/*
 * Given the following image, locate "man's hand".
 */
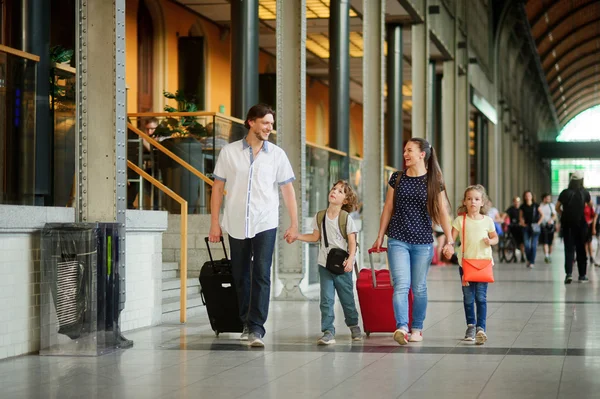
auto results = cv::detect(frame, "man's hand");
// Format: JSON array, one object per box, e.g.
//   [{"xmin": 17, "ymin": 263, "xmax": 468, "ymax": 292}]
[
  {"xmin": 343, "ymin": 255, "xmax": 355, "ymax": 272},
  {"xmin": 283, "ymin": 226, "xmax": 298, "ymax": 244},
  {"xmin": 208, "ymin": 224, "xmax": 222, "ymax": 243}
]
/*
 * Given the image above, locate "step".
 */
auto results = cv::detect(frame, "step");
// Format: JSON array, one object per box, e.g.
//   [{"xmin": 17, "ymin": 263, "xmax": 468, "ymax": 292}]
[
  {"xmin": 161, "ymin": 302, "xmax": 207, "ymax": 324},
  {"xmin": 162, "ymin": 293, "xmax": 204, "ymax": 314},
  {"xmin": 162, "ymin": 285, "xmax": 201, "ymax": 299},
  {"xmin": 162, "ymin": 270, "xmax": 177, "ymax": 279},
  {"xmin": 162, "ymin": 277, "xmax": 200, "ymax": 291},
  {"xmin": 163, "ymin": 262, "xmax": 179, "ymax": 271}
]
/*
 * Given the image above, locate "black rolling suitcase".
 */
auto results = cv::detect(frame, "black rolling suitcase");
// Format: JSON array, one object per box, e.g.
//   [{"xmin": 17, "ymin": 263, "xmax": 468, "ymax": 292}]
[{"xmin": 199, "ymin": 237, "xmax": 244, "ymax": 336}]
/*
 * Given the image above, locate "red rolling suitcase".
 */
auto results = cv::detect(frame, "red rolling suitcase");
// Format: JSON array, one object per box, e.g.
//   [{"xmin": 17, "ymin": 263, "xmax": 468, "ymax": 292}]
[{"xmin": 356, "ymin": 247, "xmax": 413, "ymax": 337}]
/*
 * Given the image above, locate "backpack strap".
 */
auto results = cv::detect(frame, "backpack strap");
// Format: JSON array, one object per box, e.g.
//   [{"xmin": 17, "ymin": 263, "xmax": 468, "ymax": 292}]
[
  {"xmin": 338, "ymin": 210, "xmax": 348, "ymax": 241},
  {"xmin": 392, "ymin": 170, "xmax": 403, "ymax": 215},
  {"xmin": 316, "ymin": 209, "xmax": 326, "ymax": 238}
]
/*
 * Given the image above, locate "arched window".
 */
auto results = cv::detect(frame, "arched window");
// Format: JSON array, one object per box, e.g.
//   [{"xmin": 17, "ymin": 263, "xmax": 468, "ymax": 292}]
[{"xmin": 137, "ymin": 0, "xmax": 154, "ymax": 112}]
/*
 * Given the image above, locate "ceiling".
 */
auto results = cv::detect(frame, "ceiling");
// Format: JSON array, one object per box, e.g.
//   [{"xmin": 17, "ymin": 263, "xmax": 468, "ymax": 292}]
[
  {"xmin": 174, "ymin": 0, "xmax": 445, "ymax": 127},
  {"xmin": 525, "ymin": 0, "xmax": 600, "ymax": 128}
]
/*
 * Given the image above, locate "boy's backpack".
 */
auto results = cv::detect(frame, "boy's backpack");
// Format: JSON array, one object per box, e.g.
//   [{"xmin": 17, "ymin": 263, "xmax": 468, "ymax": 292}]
[{"xmin": 316, "ymin": 209, "xmax": 350, "ymax": 241}]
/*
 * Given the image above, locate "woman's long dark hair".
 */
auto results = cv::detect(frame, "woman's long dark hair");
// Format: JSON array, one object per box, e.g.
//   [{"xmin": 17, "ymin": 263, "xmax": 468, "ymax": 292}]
[{"xmin": 408, "ymin": 138, "xmax": 449, "ymax": 225}]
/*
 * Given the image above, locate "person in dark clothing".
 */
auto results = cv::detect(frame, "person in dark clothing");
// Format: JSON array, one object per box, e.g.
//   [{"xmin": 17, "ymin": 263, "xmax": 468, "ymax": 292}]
[
  {"xmin": 505, "ymin": 196, "xmax": 525, "ymax": 262},
  {"xmin": 556, "ymin": 171, "xmax": 592, "ymax": 284},
  {"xmin": 519, "ymin": 191, "xmax": 543, "ymax": 268}
]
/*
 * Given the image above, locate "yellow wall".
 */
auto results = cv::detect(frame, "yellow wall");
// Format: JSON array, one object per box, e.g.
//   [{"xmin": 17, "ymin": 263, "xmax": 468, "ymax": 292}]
[{"xmin": 125, "ymin": 0, "xmax": 363, "ymax": 156}]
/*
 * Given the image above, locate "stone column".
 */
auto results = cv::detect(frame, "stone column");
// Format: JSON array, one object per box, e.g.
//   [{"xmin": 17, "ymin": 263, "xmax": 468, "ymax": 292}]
[
  {"xmin": 363, "ymin": 0, "xmax": 385, "ymax": 266},
  {"xmin": 76, "ymin": 0, "xmax": 128, "ymax": 336},
  {"xmin": 411, "ymin": 8, "xmax": 430, "ymax": 139},
  {"xmin": 275, "ymin": 0, "xmax": 307, "ymax": 300},
  {"xmin": 386, "ymin": 24, "xmax": 403, "ymax": 170},
  {"xmin": 441, "ymin": 59, "xmax": 456, "ymax": 209},
  {"xmin": 454, "ymin": 34, "xmax": 469, "ymax": 208}
]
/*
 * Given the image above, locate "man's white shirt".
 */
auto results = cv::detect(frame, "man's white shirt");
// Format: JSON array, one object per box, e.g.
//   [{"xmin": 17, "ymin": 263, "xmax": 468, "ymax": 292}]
[{"xmin": 213, "ymin": 138, "xmax": 295, "ymax": 240}]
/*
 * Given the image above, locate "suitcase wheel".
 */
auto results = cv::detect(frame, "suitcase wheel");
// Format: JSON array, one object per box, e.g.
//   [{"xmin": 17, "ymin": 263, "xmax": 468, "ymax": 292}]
[
  {"xmin": 215, "ymin": 331, "xmax": 220, "ymax": 337},
  {"xmin": 365, "ymin": 331, "xmax": 370, "ymax": 337}
]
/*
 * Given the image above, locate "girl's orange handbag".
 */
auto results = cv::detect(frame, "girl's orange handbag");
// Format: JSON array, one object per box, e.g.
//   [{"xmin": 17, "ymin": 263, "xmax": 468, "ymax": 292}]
[{"xmin": 461, "ymin": 214, "xmax": 495, "ymax": 284}]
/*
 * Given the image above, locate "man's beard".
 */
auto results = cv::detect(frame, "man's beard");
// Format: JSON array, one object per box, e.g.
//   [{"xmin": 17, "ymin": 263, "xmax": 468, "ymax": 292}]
[{"xmin": 253, "ymin": 130, "xmax": 268, "ymax": 141}]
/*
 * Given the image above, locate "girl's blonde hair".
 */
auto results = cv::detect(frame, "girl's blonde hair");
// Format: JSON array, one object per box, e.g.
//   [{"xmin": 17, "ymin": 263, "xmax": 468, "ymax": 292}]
[
  {"xmin": 331, "ymin": 180, "xmax": 358, "ymax": 213},
  {"xmin": 456, "ymin": 185, "xmax": 490, "ymax": 216}
]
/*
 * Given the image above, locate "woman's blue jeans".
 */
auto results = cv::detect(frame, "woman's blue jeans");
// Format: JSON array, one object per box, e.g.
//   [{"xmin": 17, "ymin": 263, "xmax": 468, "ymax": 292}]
[
  {"xmin": 523, "ymin": 227, "xmax": 540, "ymax": 264},
  {"xmin": 387, "ymin": 238, "xmax": 433, "ymax": 330}
]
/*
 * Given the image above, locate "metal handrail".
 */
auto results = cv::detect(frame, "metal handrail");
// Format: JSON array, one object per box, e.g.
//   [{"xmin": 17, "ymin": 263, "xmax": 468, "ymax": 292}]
[
  {"xmin": 128, "ymin": 111, "xmax": 247, "ymax": 127},
  {"xmin": 127, "ymin": 122, "xmax": 215, "ymax": 188},
  {"xmin": 127, "ymin": 160, "xmax": 189, "ymax": 324}
]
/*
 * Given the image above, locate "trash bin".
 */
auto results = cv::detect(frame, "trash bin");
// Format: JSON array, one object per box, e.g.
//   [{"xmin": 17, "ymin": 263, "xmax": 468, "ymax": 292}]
[{"xmin": 40, "ymin": 223, "xmax": 129, "ymax": 356}]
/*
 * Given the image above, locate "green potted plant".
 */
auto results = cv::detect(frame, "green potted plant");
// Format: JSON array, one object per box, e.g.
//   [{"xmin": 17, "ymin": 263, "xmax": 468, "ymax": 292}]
[{"xmin": 157, "ymin": 90, "xmax": 208, "ymax": 214}]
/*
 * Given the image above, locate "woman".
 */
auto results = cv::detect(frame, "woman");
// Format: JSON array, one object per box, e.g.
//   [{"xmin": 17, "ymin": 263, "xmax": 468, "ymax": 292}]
[
  {"xmin": 539, "ymin": 193, "xmax": 557, "ymax": 263},
  {"xmin": 519, "ymin": 191, "xmax": 543, "ymax": 268},
  {"xmin": 556, "ymin": 171, "xmax": 591, "ymax": 283},
  {"xmin": 372, "ymin": 138, "xmax": 453, "ymax": 345}
]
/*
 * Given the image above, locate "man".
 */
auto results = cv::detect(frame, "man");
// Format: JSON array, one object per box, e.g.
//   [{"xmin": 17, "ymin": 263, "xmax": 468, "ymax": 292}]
[
  {"xmin": 556, "ymin": 171, "xmax": 592, "ymax": 284},
  {"xmin": 208, "ymin": 104, "xmax": 298, "ymax": 347},
  {"xmin": 505, "ymin": 196, "xmax": 525, "ymax": 262}
]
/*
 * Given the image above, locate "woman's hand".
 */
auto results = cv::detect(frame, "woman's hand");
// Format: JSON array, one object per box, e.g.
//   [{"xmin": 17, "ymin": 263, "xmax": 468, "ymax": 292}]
[
  {"xmin": 443, "ymin": 244, "xmax": 455, "ymax": 258},
  {"xmin": 371, "ymin": 236, "xmax": 384, "ymax": 251}
]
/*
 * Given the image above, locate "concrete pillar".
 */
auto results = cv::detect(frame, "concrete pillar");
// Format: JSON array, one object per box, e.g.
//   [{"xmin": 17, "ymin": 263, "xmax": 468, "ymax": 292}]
[
  {"xmin": 455, "ymin": 35, "xmax": 469, "ymax": 207},
  {"xmin": 511, "ymin": 127, "xmax": 519, "ymax": 199},
  {"xmin": 231, "ymin": 0, "xmax": 259, "ymax": 119},
  {"xmin": 76, "ymin": 0, "xmax": 128, "ymax": 330},
  {"xmin": 411, "ymin": 10, "xmax": 430, "ymax": 139},
  {"xmin": 363, "ymin": 0, "xmax": 385, "ymax": 266},
  {"xmin": 441, "ymin": 60, "xmax": 456, "ymax": 209},
  {"xmin": 275, "ymin": 0, "xmax": 307, "ymax": 300},
  {"xmin": 329, "ymin": 0, "xmax": 350, "ymax": 179},
  {"xmin": 386, "ymin": 24, "xmax": 403, "ymax": 170},
  {"xmin": 488, "ymin": 117, "xmax": 499, "ymax": 205}
]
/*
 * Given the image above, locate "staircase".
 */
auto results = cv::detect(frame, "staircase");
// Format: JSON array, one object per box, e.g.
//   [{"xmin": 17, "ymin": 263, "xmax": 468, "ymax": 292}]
[
  {"xmin": 161, "ymin": 214, "xmax": 227, "ymax": 323},
  {"xmin": 161, "ymin": 261, "xmax": 205, "ymax": 323}
]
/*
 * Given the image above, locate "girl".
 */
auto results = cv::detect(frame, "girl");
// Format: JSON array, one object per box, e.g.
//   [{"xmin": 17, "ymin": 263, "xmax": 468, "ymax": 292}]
[
  {"xmin": 444, "ymin": 185, "xmax": 498, "ymax": 345},
  {"xmin": 291, "ymin": 180, "xmax": 362, "ymax": 345},
  {"xmin": 519, "ymin": 191, "xmax": 543, "ymax": 268},
  {"xmin": 372, "ymin": 138, "xmax": 453, "ymax": 345}
]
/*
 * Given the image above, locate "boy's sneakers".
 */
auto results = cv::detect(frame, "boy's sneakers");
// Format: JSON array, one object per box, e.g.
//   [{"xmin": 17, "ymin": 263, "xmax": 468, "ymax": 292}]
[
  {"xmin": 409, "ymin": 329, "xmax": 423, "ymax": 342},
  {"xmin": 240, "ymin": 325, "xmax": 249, "ymax": 341},
  {"xmin": 579, "ymin": 275, "xmax": 589, "ymax": 283},
  {"xmin": 464, "ymin": 324, "xmax": 476, "ymax": 341},
  {"xmin": 349, "ymin": 326, "xmax": 363, "ymax": 341},
  {"xmin": 393, "ymin": 328, "xmax": 409, "ymax": 345},
  {"xmin": 564, "ymin": 275, "xmax": 573, "ymax": 284},
  {"xmin": 248, "ymin": 332, "xmax": 265, "ymax": 347},
  {"xmin": 475, "ymin": 327, "xmax": 487, "ymax": 345},
  {"xmin": 317, "ymin": 331, "xmax": 336, "ymax": 345}
]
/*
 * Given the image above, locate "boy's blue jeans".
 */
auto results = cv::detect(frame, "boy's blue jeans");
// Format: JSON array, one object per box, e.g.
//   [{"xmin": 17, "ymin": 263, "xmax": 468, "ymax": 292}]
[
  {"xmin": 319, "ymin": 266, "xmax": 359, "ymax": 335},
  {"xmin": 460, "ymin": 267, "xmax": 488, "ymax": 331},
  {"xmin": 387, "ymin": 238, "xmax": 434, "ymax": 330}
]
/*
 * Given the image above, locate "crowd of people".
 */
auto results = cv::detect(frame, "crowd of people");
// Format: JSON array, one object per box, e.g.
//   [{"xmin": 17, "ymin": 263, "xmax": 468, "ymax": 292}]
[{"xmin": 205, "ymin": 103, "xmax": 597, "ymax": 348}]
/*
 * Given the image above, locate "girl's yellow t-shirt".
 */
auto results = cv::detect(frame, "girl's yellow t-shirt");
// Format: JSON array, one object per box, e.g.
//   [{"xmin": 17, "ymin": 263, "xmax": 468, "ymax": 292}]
[{"xmin": 452, "ymin": 215, "xmax": 495, "ymax": 265}]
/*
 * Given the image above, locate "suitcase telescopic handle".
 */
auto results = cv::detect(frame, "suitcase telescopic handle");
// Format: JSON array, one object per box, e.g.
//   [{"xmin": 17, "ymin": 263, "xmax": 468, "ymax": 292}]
[
  {"xmin": 204, "ymin": 236, "xmax": 229, "ymax": 265},
  {"xmin": 367, "ymin": 247, "xmax": 387, "ymax": 288}
]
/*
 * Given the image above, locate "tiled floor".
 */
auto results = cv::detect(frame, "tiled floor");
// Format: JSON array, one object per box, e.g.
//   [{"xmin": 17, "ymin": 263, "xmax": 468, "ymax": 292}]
[{"xmin": 4, "ymin": 244, "xmax": 600, "ymax": 398}]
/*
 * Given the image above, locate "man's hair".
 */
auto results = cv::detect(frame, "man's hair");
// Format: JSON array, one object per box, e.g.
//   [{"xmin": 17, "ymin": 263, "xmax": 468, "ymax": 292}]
[
  {"xmin": 244, "ymin": 104, "xmax": 275, "ymax": 129},
  {"xmin": 144, "ymin": 116, "xmax": 159, "ymax": 126}
]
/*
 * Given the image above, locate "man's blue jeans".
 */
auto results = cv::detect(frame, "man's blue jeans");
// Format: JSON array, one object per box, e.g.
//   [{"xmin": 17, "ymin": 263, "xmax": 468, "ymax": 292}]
[
  {"xmin": 228, "ymin": 228, "xmax": 277, "ymax": 337},
  {"xmin": 387, "ymin": 238, "xmax": 433, "ymax": 330},
  {"xmin": 523, "ymin": 226, "xmax": 540, "ymax": 264},
  {"xmin": 318, "ymin": 266, "xmax": 359, "ymax": 335},
  {"xmin": 462, "ymin": 281, "xmax": 488, "ymax": 331}
]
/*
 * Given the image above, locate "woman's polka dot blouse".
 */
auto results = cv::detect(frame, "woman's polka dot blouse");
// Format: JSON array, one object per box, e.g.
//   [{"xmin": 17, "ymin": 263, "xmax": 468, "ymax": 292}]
[{"xmin": 387, "ymin": 171, "xmax": 433, "ymax": 244}]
